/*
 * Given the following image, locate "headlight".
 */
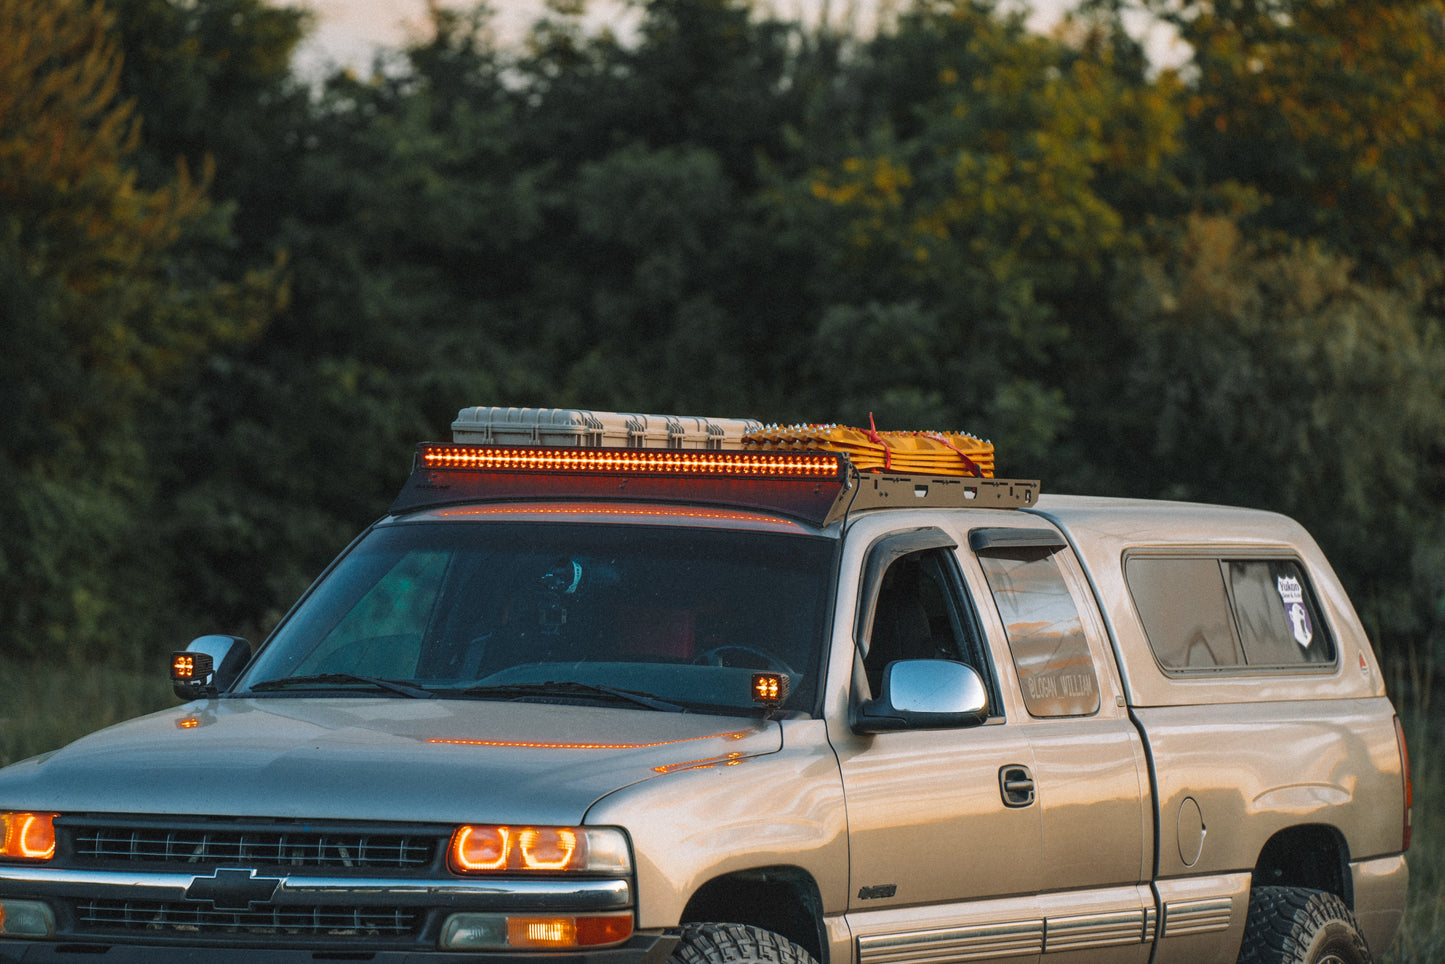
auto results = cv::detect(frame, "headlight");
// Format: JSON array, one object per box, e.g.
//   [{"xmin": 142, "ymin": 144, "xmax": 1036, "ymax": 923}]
[
  {"xmin": 0, "ymin": 813, "xmax": 56, "ymax": 862},
  {"xmin": 447, "ymin": 825, "xmax": 629, "ymax": 874}
]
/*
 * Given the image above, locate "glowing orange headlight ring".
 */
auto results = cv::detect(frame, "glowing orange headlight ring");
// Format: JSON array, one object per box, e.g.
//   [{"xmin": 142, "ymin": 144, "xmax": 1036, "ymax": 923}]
[
  {"xmin": 449, "ymin": 825, "xmax": 589, "ymax": 874},
  {"xmin": 0, "ymin": 812, "xmax": 57, "ymax": 861},
  {"xmin": 515, "ymin": 827, "xmax": 579, "ymax": 870}
]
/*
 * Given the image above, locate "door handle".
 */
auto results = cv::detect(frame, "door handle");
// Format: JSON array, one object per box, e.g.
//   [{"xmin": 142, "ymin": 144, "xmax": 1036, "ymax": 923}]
[{"xmin": 999, "ymin": 765, "xmax": 1035, "ymax": 808}]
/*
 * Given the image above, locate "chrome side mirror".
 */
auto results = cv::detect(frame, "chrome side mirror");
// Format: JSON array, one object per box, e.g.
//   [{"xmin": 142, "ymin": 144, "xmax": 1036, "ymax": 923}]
[{"xmin": 852, "ymin": 659, "xmax": 990, "ymax": 733}]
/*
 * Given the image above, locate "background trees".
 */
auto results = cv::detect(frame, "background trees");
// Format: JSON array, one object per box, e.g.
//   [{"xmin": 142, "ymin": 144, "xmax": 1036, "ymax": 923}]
[
  {"xmin": 1, "ymin": 0, "xmax": 1440, "ymax": 687},
  {"xmin": 0, "ymin": 0, "xmax": 281, "ymax": 660}
]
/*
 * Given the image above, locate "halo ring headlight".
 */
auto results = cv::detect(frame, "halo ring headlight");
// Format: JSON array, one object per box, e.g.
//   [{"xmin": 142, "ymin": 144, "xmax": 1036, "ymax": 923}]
[{"xmin": 447, "ymin": 825, "xmax": 629, "ymax": 875}]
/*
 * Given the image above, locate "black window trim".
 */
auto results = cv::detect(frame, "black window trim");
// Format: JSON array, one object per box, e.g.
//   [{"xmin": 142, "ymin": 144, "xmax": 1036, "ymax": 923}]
[
  {"xmin": 968, "ymin": 527, "xmax": 1068, "ymax": 553},
  {"xmin": 854, "ymin": 527, "xmax": 1005, "ymax": 720}
]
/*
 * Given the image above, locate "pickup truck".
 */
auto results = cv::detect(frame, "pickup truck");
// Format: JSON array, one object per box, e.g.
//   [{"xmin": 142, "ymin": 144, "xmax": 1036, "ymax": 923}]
[{"xmin": 0, "ymin": 408, "xmax": 1411, "ymax": 964}]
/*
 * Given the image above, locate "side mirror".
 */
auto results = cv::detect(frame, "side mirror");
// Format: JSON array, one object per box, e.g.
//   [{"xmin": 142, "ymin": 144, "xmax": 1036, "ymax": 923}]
[
  {"xmin": 170, "ymin": 635, "xmax": 251, "ymax": 700},
  {"xmin": 852, "ymin": 659, "xmax": 990, "ymax": 734}
]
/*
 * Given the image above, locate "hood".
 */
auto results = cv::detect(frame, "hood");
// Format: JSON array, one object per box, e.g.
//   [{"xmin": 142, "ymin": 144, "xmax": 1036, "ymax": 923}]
[{"xmin": 0, "ymin": 697, "xmax": 781, "ymax": 825}]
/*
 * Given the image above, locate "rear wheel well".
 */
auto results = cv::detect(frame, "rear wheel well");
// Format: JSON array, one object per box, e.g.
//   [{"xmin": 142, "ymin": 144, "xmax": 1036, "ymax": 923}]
[
  {"xmin": 1252, "ymin": 825, "xmax": 1351, "ymax": 905},
  {"xmin": 681, "ymin": 866, "xmax": 826, "ymax": 964}
]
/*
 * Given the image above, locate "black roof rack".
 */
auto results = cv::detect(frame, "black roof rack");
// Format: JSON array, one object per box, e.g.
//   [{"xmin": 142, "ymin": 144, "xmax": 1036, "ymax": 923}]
[{"xmin": 391, "ymin": 443, "xmax": 1038, "ymax": 527}]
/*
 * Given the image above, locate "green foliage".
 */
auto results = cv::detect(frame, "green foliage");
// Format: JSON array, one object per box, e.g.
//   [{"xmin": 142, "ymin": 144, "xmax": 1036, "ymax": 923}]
[
  {"xmin": 1135, "ymin": 0, "xmax": 1445, "ymax": 275},
  {"xmin": 0, "ymin": 0, "xmax": 280, "ymax": 660},
  {"xmin": 1111, "ymin": 214, "xmax": 1445, "ymax": 661},
  {"xmin": 1383, "ymin": 708, "xmax": 1445, "ymax": 962},
  {"xmin": 0, "ymin": 655, "xmax": 174, "ymax": 768},
  {"xmin": 2, "ymin": 4, "xmax": 1443, "ymax": 954},
  {"xmin": 1, "ymin": 0, "xmax": 1443, "ymax": 692}
]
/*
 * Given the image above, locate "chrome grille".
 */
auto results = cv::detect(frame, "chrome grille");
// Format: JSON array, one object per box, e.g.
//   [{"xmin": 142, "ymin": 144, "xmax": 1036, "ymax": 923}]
[
  {"xmin": 70, "ymin": 822, "xmax": 438, "ymax": 871},
  {"xmin": 76, "ymin": 899, "xmax": 421, "ymax": 939}
]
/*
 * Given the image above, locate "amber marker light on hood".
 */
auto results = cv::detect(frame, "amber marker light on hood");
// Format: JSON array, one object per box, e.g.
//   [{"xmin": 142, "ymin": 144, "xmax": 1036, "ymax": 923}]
[
  {"xmin": 0, "ymin": 812, "xmax": 57, "ymax": 861},
  {"xmin": 448, "ymin": 825, "xmax": 630, "ymax": 875}
]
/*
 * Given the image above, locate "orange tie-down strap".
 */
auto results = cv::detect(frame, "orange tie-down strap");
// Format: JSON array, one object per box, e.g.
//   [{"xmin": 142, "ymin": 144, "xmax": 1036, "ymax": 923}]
[{"xmin": 743, "ymin": 417, "xmax": 994, "ymax": 478}]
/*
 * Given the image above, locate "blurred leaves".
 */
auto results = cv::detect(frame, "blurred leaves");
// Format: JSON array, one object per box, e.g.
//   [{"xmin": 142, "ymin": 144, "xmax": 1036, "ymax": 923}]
[{"xmin": 1, "ymin": 0, "xmax": 1442, "ymax": 683}]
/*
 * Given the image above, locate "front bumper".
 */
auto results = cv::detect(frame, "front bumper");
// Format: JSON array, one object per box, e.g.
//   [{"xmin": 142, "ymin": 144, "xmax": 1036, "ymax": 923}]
[
  {"xmin": 0, "ymin": 932, "xmax": 679, "ymax": 964},
  {"xmin": 0, "ymin": 866, "xmax": 638, "ymax": 957}
]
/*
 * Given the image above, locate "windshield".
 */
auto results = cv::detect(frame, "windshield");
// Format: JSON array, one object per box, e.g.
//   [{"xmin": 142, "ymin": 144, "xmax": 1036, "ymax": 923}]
[{"xmin": 239, "ymin": 520, "xmax": 837, "ymax": 715}]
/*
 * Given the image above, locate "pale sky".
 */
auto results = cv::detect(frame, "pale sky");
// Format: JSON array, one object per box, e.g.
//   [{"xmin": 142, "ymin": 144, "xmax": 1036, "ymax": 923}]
[{"xmin": 288, "ymin": 0, "xmax": 1183, "ymax": 76}]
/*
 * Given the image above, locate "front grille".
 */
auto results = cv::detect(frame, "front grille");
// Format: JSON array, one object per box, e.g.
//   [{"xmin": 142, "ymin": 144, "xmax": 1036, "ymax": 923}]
[
  {"xmin": 76, "ymin": 899, "xmax": 422, "ymax": 940},
  {"xmin": 69, "ymin": 821, "xmax": 439, "ymax": 871}
]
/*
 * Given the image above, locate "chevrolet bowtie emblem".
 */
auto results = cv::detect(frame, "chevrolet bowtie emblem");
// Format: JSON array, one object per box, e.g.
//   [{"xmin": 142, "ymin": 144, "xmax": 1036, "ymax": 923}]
[{"xmin": 185, "ymin": 868, "xmax": 282, "ymax": 910}]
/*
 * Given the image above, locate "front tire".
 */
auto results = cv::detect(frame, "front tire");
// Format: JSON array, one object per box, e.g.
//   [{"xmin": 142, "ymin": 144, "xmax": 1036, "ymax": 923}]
[
  {"xmin": 671, "ymin": 923, "xmax": 819, "ymax": 964},
  {"xmin": 1238, "ymin": 886, "xmax": 1372, "ymax": 964}
]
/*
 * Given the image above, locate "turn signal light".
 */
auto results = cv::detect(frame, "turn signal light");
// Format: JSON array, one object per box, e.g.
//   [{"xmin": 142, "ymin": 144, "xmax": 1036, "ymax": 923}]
[
  {"xmin": 447, "ymin": 825, "xmax": 630, "ymax": 875},
  {"xmin": 0, "ymin": 812, "xmax": 56, "ymax": 862},
  {"xmin": 510, "ymin": 914, "xmax": 634, "ymax": 948},
  {"xmin": 440, "ymin": 911, "xmax": 634, "ymax": 950}
]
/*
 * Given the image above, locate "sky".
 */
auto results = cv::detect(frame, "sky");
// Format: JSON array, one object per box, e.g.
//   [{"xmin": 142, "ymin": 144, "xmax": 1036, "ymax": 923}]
[
  {"xmin": 289, "ymin": 0, "xmax": 580, "ymax": 73},
  {"xmin": 286, "ymin": 0, "xmax": 1184, "ymax": 77}
]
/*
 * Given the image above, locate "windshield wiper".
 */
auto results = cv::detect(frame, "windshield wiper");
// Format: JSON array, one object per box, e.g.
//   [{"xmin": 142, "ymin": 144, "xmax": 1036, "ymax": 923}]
[
  {"xmin": 249, "ymin": 673, "xmax": 435, "ymax": 699},
  {"xmin": 462, "ymin": 681, "xmax": 687, "ymax": 713}
]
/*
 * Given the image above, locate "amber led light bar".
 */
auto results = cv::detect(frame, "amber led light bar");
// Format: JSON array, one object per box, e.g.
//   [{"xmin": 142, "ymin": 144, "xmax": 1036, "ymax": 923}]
[{"xmin": 419, "ymin": 444, "xmax": 844, "ymax": 480}]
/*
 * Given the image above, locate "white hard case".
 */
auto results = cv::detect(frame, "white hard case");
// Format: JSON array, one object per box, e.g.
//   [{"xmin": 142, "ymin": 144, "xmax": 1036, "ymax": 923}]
[{"xmin": 451, "ymin": 407, "xmax": 761, "ymax": 450}]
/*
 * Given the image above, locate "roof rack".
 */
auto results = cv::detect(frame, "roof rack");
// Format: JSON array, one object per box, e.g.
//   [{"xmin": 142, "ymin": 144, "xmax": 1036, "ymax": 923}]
[{"xmin": 389, "ymin": 408, "xmax": 1039, "ymax": 526}]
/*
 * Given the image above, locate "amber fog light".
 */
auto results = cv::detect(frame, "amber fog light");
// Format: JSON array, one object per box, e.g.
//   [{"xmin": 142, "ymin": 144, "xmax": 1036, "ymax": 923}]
[
  {"xmin": 0, "ymin": 899, "xmax": 57, "ymax": 939},
  {"xmin": 440, "ymin": 912, "xmax": 634, "ymax": 950},
  {"xmin": 0, "ymin": 813, "xmax": 56, "ymax": 861}
]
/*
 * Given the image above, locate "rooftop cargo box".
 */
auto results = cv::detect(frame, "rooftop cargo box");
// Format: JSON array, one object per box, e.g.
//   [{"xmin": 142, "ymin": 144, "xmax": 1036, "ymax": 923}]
[{"xmin": 451, "ymin": 407, "xmax": 761, "ymax": 450}]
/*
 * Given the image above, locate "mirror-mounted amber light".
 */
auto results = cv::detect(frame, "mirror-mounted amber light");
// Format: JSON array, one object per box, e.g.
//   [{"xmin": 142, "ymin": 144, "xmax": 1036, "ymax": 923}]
[
  {"xmin": 170, "ymin": 651, "xmax": 214, "ymax": 699},
  {"xmin": 0, "ymin": 812, "xmax": 57, "ymax": 862},
  {"xmin": 752, "ymin": 672, "xmax": 790, "ymax": 707},
  {"xmin": 448, "ymin": 825, "xmax": 629, "ymax": 875}
]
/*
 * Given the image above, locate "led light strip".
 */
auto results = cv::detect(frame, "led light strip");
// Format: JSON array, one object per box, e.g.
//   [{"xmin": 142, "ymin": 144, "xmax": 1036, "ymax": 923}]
[{"xmin": 420, "ymin": 445, "xmax": 843, "ymax": 479}]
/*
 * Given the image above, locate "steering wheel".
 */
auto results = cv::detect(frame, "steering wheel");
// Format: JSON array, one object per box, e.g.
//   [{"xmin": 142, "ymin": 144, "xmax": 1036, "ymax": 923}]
[{"xmin": 691, "ymin": 645, "xmax": 795, "ymax": 676}]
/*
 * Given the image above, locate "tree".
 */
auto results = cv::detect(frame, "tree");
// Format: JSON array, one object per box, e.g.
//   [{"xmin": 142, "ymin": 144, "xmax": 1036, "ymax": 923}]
[
  {"xmin": 1112, "ymin": 214, "xmax": 1445, "ymax": 665},
  {"xmin": 0, "ymin": 0, "xmax": 277, "ymax": 660},
  {"xmin": 1119, "ymin": 0, "xmax": 1445, "ymax": 277},
  {"xmin": 778, "ymin": 0, "xmax": 1184, "ymax": 470}
]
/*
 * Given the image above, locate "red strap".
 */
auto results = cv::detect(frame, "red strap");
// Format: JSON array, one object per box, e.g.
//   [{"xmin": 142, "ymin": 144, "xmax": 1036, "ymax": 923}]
[
  {"xmin": 921, "ymin": 433, "xmax": 983, "ymax": 477},
  {"xmin": 866, "ymin": 413, "xmax": 892, "ymax": 471}
]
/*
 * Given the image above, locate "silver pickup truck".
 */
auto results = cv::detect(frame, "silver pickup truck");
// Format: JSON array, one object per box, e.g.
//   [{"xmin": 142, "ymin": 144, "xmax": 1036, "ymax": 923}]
[{"xmin": 0, "ymin": 408, "xmax": 1411, "ymax": 964}]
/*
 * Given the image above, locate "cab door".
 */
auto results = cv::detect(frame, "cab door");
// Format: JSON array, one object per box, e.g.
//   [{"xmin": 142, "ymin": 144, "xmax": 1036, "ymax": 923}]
[
  {"xmin": 964, "ymin": 525, "xmax": 1154, "ymax": 964},
  {"xmin": 832, "ymin": 527, "xmax": 1046, "ymax": 964}
]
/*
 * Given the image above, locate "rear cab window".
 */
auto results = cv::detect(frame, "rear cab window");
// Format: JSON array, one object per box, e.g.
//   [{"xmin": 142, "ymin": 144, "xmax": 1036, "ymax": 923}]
[
  {"xmin": 1125, "ymin": 554, "xmax": 1336, "ymax": 674},
  {"xmin": 970, "ymin": 528, "xmax": 1102, "ymax": 718}
]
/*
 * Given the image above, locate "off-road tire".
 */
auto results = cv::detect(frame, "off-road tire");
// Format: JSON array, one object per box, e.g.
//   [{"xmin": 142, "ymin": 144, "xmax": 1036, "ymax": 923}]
[
  {"xmin": 1237, "ymin": 886, "xmax": 1372, "ymax": 964},
  {"xmin": 671, "ymin": 922, "xmax": 819, "ymax": 964}
]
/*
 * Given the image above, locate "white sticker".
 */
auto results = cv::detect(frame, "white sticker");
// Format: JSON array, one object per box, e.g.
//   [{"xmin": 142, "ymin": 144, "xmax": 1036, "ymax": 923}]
[{"xmin": 1277, "ymin": 575, "xmax": 1313, "ymax": 648}]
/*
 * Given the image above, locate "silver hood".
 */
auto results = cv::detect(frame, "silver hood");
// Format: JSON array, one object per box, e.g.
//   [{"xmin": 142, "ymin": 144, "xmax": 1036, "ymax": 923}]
[{"xmin": 0, "ymin": 697, "xmax": 781, "ymax": 824}]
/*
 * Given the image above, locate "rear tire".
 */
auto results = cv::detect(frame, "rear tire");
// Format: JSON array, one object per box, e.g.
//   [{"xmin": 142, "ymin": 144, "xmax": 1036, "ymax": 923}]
[
  {"xmin": 1238, "ymin": 886, "xmax": 1372, "ymax": 964},
  {"xmin": 671, "ymin": 922, "xmax": 819, "ymax": 964}
]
